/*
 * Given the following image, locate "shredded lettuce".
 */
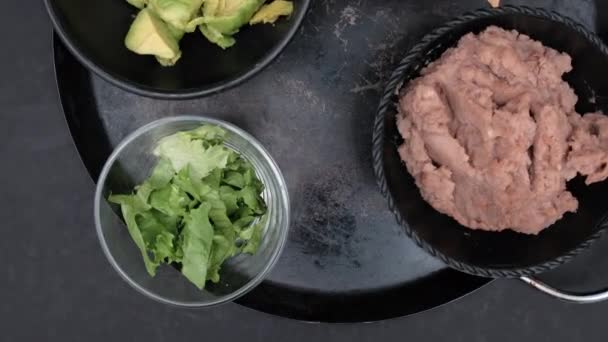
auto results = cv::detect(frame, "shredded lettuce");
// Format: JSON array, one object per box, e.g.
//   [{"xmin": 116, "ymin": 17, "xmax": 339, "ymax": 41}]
[
  {"xmin": 181, "ymin": 203, "xmax": 214, "ymax": 289},
  {"xmin": 109, "ymin": 125, "xmax": 267, "ymax": 289}
]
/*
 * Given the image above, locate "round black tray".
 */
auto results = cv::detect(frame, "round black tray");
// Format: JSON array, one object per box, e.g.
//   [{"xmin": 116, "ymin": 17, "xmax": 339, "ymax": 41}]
[{"xmin": 52, "ymin": 0, "xmax": 496, "ymax": 322}]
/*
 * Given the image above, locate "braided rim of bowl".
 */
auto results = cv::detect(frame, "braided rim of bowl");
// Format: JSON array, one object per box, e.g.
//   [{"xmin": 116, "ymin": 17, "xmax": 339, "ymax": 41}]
[{"xmin": 372, "ymin": 5, "xmax": 608, "ymax": 278}]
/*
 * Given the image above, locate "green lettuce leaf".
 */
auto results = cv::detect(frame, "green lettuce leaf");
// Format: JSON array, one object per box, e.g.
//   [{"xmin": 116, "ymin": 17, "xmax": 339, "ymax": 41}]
[
  {"xmin": 219, "ymin": 186, "xmax": 239, "ymax": 215},
  {"xmin": 136, "ymin": 210, "xmax": 180, "ymax": 263},
  {"xmin": 180, "ymin": 203, "xmax": 215, "ymax": 289},
  {"xmin": 149, "ymin": 183, "xmax": 189, "ymax": 217},
  {"xmin": 183, "ymin": 125, "xmax": 227, "ymax": 144},
  {"xmin": 153, "ymin": 231, "xmax": 178, "ymax": 264},
  {"xmin": 135, "ymin": 158, "xmax": 175, "ymax": 203},
  {"xmin": 222, "ymin": 171, "xmax": 245, "ymax": 188},
  {"xmin": 108, "ymin": 195, "xmax": 158, "ymax": 276},
  {"xmin": 233, "ymin": 215, "xmax": 255, "ymax": 229},
  {"xmin": 203, "ymin": 168, "xmax": 223, "ymax": 190},
  {"xmin": 153, "ymin": 132, "xmax": 231, "ymax": 179},
  {"xmin": 173, "ymin": 166, "xmax": 207, "ymax": 201},
  {"xmin": 238, "ymin": 186, "xmax": 266, "ymax": 214},
  {"xmin": 137, "ymin": 210, "xmax": 176, "ymax": 244},
  {"xmin": 242, "ymin": 219, "xmax": 264, "ymax": 255},
  {"xmin": 207, "ymin": 199, "xmax": 236, "ymax": 256},
  {"xmin": 207, "ymin": 235, "xmax": 233, "ymax": 283}
]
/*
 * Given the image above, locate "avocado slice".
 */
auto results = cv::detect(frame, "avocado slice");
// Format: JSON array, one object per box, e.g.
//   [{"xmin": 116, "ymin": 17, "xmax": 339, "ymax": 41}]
[
  {"xmin": 166, "ymin": 22, "xmax": 186, "ymax": 40},
  {"xmin": 125, "ymin": 8, "xmax": 182, "ymax": 65},
  {"xmin": 202, "ymin": 0, "xmax": 265, "ymax": 34},
  {"xmin": 148, "ymin": 0, "xmax": 204, "ymax": 31},
  {"xmin": 126, "ymin": 0, "xmax": 148, "ymax": 9},
  {"xmin": 156, "ymin": 52, "xmax": 183, "ymax": 66},
  {"xmin": 203, "ymin": 0, "xmax": 221, "ymax": 16},
  {"xmin": 199, "ymin": 25, "xmax": 236, "ymax": 49},
  {"xmin": 197, "ymin": 0, "xmax": 265, "ymax": 48},
  {"xmin": 249, "ymin": 0, "xmax": 293, "ymax": 25}
]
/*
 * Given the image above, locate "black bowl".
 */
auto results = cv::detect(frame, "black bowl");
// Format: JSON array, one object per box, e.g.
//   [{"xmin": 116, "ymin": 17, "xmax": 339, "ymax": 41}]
[
  {"xmin": 373, "ymin": 6, "xmax": 608, "ymax": 278},
  {"xmin": 45, "ymin": 0, "xmax": 310, "ymax": 99}
]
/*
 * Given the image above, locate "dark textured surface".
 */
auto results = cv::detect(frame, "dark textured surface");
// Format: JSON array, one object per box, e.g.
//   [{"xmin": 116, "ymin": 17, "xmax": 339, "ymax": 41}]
[{"xmin": 3, "ymin": 0, "xmax": 608, "ymax": 339}]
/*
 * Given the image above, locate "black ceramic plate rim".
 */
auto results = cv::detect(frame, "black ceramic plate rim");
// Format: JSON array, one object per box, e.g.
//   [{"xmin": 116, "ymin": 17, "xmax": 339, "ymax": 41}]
[
  {"xmin": 43, "ymin": 0, "xmax": 311, "ymax": 100},
  {"xmin": 237, "ymin": 278, "xmax": 492, "ymax": 324},
  {"xmin": 373, "ymin": 5, "xmax": 608, "ymax": 279},
  {"xmin": 51, "ymin": 34, "xmax": 493, "ymax": 323}
]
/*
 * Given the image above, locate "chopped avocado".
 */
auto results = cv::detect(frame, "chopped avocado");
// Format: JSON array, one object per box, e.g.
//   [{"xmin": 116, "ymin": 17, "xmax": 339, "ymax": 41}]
[
  {"xmin": 198, "ymin": 0, "xmax": 265, "ymax": 48},
  {"xmin": 201, "ymin": 0, "xmax": 265, "ymax": 35},
  {"xmin": 156, "ymin": 51, "xmax": 182, "ymax": 66},
  {"xmin": 203, "ymin": 0, "xmax": 221, "ymax": 16},
  {"xmin": 123, "ymin": 0, "xmax": 293, "ymax": 63},
  {"xmin": 126, "ymin": 0, "xmax": 148, "ymax": 9},
  {"xmin": 185, "ymin": 17, "xmax": 207, "ymax": 33},
  {"xmin": 250, "ymin": 0, "xmax": 293, "ymax": 25},
  {"xmin": 125, "ymin": 9, "xmax": 182, "ymax": 64},
  {"xmin": 199, "ymin": 25, "xmax": 236, "ymax": 49},
  {"xmin": 148, "ymin": 0, "xmax": 205, "ymax": 31},
  {"xmin": 166, "ymin": 23, "xmax": 186, "ymax": 40}
]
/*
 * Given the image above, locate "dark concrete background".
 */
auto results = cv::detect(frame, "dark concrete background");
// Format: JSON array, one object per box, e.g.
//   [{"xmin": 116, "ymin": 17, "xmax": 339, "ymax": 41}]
[{"xmin": 2, "ymin": 0, "xmax": 608, "ymax": 340}]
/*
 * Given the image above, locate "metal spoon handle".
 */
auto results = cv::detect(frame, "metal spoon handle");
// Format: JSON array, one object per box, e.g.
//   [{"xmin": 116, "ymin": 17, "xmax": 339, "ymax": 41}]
[{"xmin": 520, "ymin": 276, "xmax": 608, "ymax": 303}]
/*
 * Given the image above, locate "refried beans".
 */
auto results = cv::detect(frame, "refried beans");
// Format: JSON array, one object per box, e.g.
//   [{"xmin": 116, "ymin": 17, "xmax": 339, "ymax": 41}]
[{"xmin": 397, "ymin": 26, "xmax": 608, "ymax": 234}]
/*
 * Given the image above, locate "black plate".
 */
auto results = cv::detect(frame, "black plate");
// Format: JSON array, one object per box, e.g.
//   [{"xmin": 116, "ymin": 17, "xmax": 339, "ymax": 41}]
[
  {"xmin": 52, "ymin": 0, "xmax": 497, "ymax": 322},
  {"xmin": 45, "ymin": 0, "xmax": 311, "ymax": 99}
]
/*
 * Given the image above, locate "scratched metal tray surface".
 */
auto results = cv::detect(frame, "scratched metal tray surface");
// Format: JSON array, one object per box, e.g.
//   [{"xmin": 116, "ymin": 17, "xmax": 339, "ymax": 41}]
[{"xmin": 53, "ymin": 0, "xmax": 601, "ymax": 323}]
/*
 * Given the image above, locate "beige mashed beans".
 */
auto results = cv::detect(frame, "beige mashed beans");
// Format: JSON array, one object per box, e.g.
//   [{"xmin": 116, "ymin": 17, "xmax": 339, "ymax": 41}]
[{"xmin": 397, "ymin": 26, "xmax": 608, "ymax": 234}]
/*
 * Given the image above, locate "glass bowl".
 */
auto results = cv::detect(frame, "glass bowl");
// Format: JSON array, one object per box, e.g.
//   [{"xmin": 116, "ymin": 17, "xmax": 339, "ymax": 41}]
[{"xmin": 94, "ymin": 116, "xmax": 290, "ymax": 307}]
